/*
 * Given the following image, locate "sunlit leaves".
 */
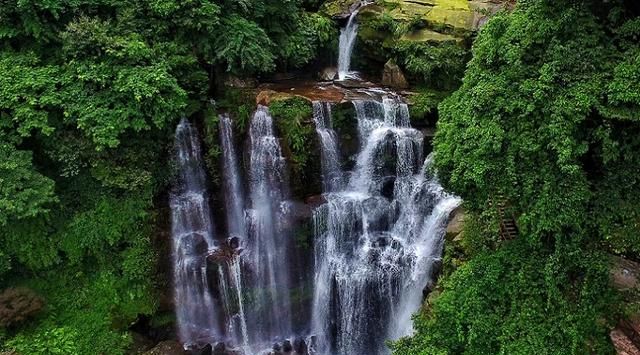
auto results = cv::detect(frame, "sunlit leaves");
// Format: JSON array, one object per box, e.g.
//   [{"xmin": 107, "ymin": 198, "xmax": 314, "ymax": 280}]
[{"xmin": 0, "ymin": 143, "xmax": 56, "ymax": 226}]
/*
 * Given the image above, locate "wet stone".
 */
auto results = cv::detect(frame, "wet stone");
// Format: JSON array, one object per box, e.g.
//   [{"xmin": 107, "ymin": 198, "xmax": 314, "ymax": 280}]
[{"xmin": 282, "ymin": 340, "xmax": 293, "ymax": 352}]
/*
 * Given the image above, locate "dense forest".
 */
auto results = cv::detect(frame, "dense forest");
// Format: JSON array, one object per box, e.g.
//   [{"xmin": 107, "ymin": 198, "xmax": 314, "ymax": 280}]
[{"xmin": 1, "ymin": 0, "xmax": 639, "ymax": 354}]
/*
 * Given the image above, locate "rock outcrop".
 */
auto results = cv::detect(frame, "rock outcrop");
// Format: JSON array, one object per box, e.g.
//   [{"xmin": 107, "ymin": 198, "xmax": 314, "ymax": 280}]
[
  {"xmin": 382, "ymin": 59, "xmax": 409, "ymax": 89},
  {"xmin": 319, "ymin": 67, "xmax": 338, "ymax": 81},
  {"xmin": 143, "ymin": 341, "xmax": 186, "ymax": 355},
  {"xmin": 610, "ymin": 328, "xmax": 640, "ymax": 355},
  {"xmin": 323, "ymin": 0, "xmax": 511, "ymax": 47},
  {"xmin": 445, "ymin": 207, "xmax": 465, "ymax": 241}
]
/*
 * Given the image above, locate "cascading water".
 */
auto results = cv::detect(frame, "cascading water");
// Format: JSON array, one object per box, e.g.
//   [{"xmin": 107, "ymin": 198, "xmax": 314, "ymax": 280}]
[
  {"xmin": 170, "ymin": 118, "xmax": 220, "ymax": 348},
  {"xmin": 218, "ymin": 114, "xmax": 249, "ymax": 350},
  {"xmin": 245, "ymin": 105, "xmax": 293, "ymax": 346},
  {"xmin": 219, "ymin": 114, "xmax": 247, "ymax": 241},
  {"xmin": 311, "ymin": 99, "xmax": 461, "ymax": 355},
  {"xmin": 337, "ymin": 4, "xmax": 363, "ymax": 80},
  {"xmin": 313, "ymin": 101, "xmax": 343, "ymax": 192},
  {"xmin": 170, "ymin": 90, "xmax": 458, "ymax": 355}
]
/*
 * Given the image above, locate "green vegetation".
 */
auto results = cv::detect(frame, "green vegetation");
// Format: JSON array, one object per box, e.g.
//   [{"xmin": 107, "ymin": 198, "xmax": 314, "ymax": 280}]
[
  {"xmin": 2, "ymin": 0, "xmax": 639, "ymax": 353},
  {"xmin": 356, "ymin": 5, "xmax": 471, "ymax": 89},
  {"xmin": 0, "ymin": 1, "xmax": 332, "ymax": 353},
  {"xmin": 270, "ymin": 97, "xmax": 316, "ymax": 173},
  {"xmin": 393, "ymin": 0, "xmax": 640, "ymax": 354}
]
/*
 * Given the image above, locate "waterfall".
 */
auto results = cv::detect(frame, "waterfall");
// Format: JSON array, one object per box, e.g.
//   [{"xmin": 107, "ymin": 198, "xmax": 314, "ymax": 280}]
[
  {"xmin": 170, "ymin": 118, "xmax": 220, "ymax": 348},
  {"xmin": 245, "ymin": 105, "xmax": 293, "ymax": 344},
  {"xmin": 218, "ymin": 115, "xmax": 249, "ymax": 350},
  {"xmin": 337, "ymin": 5, "xmax": 362, "ymax": 80},
  {"xmin": 170, "ymin": 99, "xmax": 457, "ymax": 354},
  {"xmin": 313, "ymin": 101, "xmax": 343, "ymax": 191},
  {"xmin": 311, "ymin": 99, "xmax": 461, "ymax": 355},
  {"xmin": 219, "ymin": 114, "xmax": 247, "ymax": 240}
]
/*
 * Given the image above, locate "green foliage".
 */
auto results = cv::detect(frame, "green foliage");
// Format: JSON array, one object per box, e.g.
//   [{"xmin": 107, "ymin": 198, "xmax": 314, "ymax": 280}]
[
  {"xmin": 0, "ymin": 0, "xmax": 322, "ymax": 350},
  {"xmin": 277, "ymin": 12, "xmax": 338, "ymax": 70},
  {"xmin": 215, "ymin": 88, "xmax": 255, "ymax": 135},
  {"xmin": 407, "ymin": 88, "xmax": 450, "ymax": 124},
  {"xmin": 7, "ymin": 326, "xmax": 81, "ymax": 355},
  {"xmin": 434, "ymin": 0, "xmax": 640, "ymax": 243},
  {"xmin": 0, "ymin": 143, "xmax": 56, "ymax": 226},
  {"xmin": 270, "ymin": 97, "xmax": 315, "ymax": 172},
  {"xmin": 393, "ymin": 238, "xmax": 616, "ymax": 355},
  {"xmin": 395, "ymin": 41, "xmax": 469, "ymax": 90},
  {"xmin": 214, "ymin": 15, "xmax": 276, "ymax": 75},
  {"xmin": 394, "ymin": 1, "xmax": 640, "ymax": 354}
]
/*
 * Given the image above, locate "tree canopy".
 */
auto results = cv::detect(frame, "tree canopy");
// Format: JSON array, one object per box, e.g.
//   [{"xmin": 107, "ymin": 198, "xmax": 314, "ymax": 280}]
[{"xmin": 393, "ymin": 0, "xmax": 640, "ymax": 354}]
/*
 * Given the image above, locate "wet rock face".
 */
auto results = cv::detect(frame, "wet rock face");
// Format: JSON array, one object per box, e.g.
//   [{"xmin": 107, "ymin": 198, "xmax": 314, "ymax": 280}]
[
  {"xmin": 270, "ymin": 338, "xmax": 309, "ymax": 355},
  {"xmin": 320, "ymin": 0, "xmax": 362, "ymax": 19},
  {"xmin": 143, "ymin": 340, "xmax": 186, "ymax": 355},
  {"xmin": 293, "ymin": 337, "xmax": 309, "ymax": 354},
  {"xmin": 319, "ymin": 67, "xmax": 338, "ymax": 81},
  {"xmin": 212, "ymin": 342, "xmax": 226, "ymax": 355},
  {"xmin": 305, "ymin": 194, "xmax": 328, "ymax": 209}
]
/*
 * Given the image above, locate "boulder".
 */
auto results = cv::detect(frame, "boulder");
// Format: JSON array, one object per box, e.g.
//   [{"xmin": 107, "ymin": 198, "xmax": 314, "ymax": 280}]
[
  {"xmin": 271, "ymin": 342, "xmax": 283, "ymax": 355},
  {"xmin": 381, "ymin": 60, "xmax": 409, "ymax": 89},
  {"xmin": 0, "ymin": 287, "xmax": 44, "ymax": 328},
  {"xmin": 388, "ymin": 0, "xmax": 473, "ymax": 32},
  {"xmin": 400, "ymin": 29, "xmax": 461, "ymax": 43},
  {"xmin": 319, "ymin": 67, "xmax": 338, "ymax": 81},
  {"xmin": 190, "ymin": 344, "xmax": 212, "ymax": 355},
  {"xmin": 445, "ymin": 207, "xmax": 465, "ymax": 240},
  {"xmin": 256, "ymin": 89, "xmax": 281, "ymax": 106},
  {"xmin": 469, "ymin": 0, "xmax": 513, "ymax": 29},
  {"xmin": 143, "ymin": 340, "xmax": 186, "ymax": 355},
  {"xmin": 129, "ymin": 332, "xmax": 155, "ymax": 354},
  {"xmin": 320, "ymin": 0, "xmax": 362, "ymax": 19},
  {"xmin": 282, "ymin": 340, "xmax": 293, "ymax": 353},
  {"xmin": 610, "ymin": 328, "xmax": 640, "ymax": 355},
  {"xmin": 610, "ymin": 256, "xmax": 640, "ymax": 291},
  {"xmin": 293, "ymin": 337, "xmax": 308, "ymax": 355},
  {"xmin": 305, "ymin": 195, "xmax": 328, "ymax": 209},
  {"xmin": 213, "ymin": 342, "xmax": 226, "ymax": 355}
]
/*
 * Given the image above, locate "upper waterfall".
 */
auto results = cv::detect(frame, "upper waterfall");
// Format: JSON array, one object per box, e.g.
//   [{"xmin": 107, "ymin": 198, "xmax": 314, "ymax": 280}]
[{"xmin": 337, "ymin": 3, "xmax": 365, "ymax": 80}]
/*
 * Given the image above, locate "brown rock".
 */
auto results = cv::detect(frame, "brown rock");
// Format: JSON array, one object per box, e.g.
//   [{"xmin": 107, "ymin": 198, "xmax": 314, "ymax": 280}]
[
  {"xmin": 611, "ymin": 328, "xmax": 640, "ymax": 355},
  {"xmin": 445, "ymin": 207, "xmax": 465, "ymax": 240},
  {"xmin": 381, "ymin": 60, "xmax": 409, "ymax": 89},
  {"xmin": 319, "ymin": 67, "xmax": 338, "ymax": 81},
  {"xmin": 0, "ymin": 287, "xmax": 44, "ymax": 327},
  {"xmin": 305, "ymin": 195, "xmax": 328, "ymax": 209},
  {"xmin": 143, "ymin": 340, "xmax": 186, "ymax": 355},
  {"xmin": 256, "ymin": 89, "xmax": 279, "ymax": 106},
  {"xmin": 610, "ymin": 256, "xmax": 640, "ymax": 291}
]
